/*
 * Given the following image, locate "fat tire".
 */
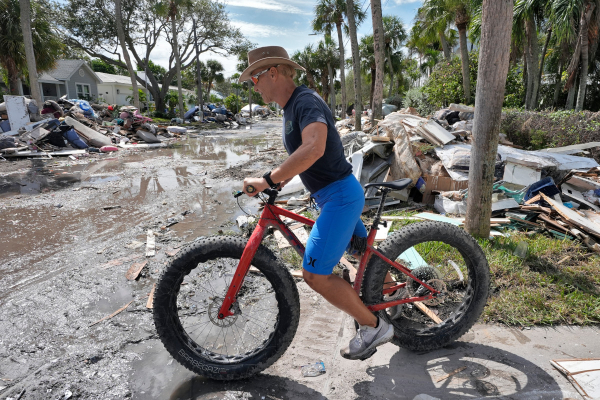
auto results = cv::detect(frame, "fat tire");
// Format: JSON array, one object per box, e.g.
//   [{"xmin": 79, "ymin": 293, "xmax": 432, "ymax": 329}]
[
  {"xmin": 153, "ymin": 236, "xmax": 300, "ymax": 380},
  {"xmin": 363, "ymin": 222, "xmax": 489, "ymax": 351}
]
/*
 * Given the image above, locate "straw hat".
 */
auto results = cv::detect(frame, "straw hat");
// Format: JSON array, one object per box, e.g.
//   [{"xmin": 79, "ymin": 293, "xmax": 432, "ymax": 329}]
[{"xmin": 238, "ymin": 46, "xmax": 305, "ymax": 83}]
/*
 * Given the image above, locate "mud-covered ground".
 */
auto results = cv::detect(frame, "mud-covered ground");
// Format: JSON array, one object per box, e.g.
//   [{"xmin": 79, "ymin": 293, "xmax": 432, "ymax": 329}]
[{"xmin": 0, "ymin": 120, "xmax": 293, "ymax": 399}]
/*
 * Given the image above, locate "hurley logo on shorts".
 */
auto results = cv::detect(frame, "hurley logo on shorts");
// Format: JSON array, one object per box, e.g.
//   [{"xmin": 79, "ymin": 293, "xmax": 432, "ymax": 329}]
[
  {"xmin": 285, "ymin": 120, "xmax": 294, "ymax": 135},
  {"xmin": 307, "ymin": 256, "xmax": 317, "ymax": 268}
]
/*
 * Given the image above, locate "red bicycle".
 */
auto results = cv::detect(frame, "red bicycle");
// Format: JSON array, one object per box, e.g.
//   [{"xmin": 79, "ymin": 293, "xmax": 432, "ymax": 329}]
[{"xmin": 153, "ymin": 179, "xmax": 490, "ymax": 380}]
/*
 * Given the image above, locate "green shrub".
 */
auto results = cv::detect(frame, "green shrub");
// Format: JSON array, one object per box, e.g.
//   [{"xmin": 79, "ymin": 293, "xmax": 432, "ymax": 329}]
[
  {"xmin": 421, "ymin": 52, "xmax": 478, "ymax": 108},
  {"xmin": 402, "ymin": 87, "xmax": 435, "ymax": 117},
  {"xmin": 385, "ymin": 94, "xmax": 403, "ymax": 108},
  {"xmin": 504, "ymin": 64, "xmax": 526, "ymax": 108},
  {"xmin": 224, "ymin": 94, "xmax": 242, "ymax": 113}
]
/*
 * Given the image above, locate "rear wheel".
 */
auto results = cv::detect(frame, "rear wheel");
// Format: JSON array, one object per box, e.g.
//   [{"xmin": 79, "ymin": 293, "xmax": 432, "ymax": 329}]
[
  {"xmin": 363, "ymin": 222, "xmax": 489, "ymax": 351},
  {"xmin": 153, "ymin": 236, "xmax": 300, "ymax": 380}
]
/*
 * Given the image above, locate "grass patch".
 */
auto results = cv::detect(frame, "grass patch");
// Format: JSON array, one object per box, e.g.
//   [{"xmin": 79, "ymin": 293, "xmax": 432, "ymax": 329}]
[
  {"xmin": 480, "ymin": 232, "xmax": 600, "ymax": 326},
  {"xmin": 380, "ymin": 213, "xmax": 599, "ymax": 326}
]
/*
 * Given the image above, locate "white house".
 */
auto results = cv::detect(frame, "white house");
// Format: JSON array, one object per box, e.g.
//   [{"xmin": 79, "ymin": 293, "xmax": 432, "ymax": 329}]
[{"xmin": 96, "ymin": 72, "xmax": 194, "ymax": 107}]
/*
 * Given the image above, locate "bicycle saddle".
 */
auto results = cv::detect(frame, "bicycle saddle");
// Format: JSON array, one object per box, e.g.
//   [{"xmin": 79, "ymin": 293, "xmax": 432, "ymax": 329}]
[{"xmin": 364, "ymin": 178, "xmax": 413, "ymax": 191}]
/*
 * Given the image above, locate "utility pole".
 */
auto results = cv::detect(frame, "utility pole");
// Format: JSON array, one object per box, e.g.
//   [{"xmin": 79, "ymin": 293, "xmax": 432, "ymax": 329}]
[{"xmin": 192, "ymin": 18, "xmax": 204, "ymax": 120}]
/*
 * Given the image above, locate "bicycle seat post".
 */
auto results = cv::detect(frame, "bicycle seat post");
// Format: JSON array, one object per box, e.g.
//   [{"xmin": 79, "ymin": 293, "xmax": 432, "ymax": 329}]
[{"xmin": 371, "ymin": 188, "xmax": 390, "ymax": 230}]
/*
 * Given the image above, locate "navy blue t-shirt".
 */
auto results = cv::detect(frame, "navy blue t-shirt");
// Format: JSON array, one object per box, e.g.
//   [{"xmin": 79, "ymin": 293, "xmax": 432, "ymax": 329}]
[{"xmin": 282, "ymin": 85, "xmax": 352, "ymax": 194}]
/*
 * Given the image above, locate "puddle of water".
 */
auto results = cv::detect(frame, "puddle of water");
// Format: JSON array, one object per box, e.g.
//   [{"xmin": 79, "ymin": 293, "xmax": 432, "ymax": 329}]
[{"xmin": 0, "ymin": 135, "xmax": 275, "ymax": 198}]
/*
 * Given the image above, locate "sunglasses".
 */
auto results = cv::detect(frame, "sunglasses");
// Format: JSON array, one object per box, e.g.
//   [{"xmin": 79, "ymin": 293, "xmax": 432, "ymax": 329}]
[{"xmin": 250, "ymin": 65, "xmax": 278, "ymax": 84}]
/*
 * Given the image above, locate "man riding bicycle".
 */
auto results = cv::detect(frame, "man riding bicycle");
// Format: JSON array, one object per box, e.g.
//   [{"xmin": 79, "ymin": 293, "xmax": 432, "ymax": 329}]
[{"xmin": 239, "ymin": 46, "xmax": 394, "ymax": 360}]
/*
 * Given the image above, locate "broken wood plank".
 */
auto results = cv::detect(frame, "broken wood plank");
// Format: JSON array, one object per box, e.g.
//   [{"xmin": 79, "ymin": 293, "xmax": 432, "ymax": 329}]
[
  {"xmin": 520, "ymin": 205, "xmax": 552, "ymax": 214},
  {"xmin": 541, "ymin": 193, "xmax": 600, "ymax": 238},
  {"xmin": 525, "ymin": 194, "xmax": 542, "ymax": 205},
  {"xmin": 557, "ymin": 256, "xmax": 570, "ymax": 265},
  {"xmin": 369, "ymin": 135, "xmax": 391, "ymax": 142},
  {"xmin": 291, "ymin": 269, "xmax": 304, "ymax": 278},
  {"xmin": 414, "ymin": 301, "xmax": 442, "ymax": 324},
  {"xmin": 146, "ymin": 230, "xmax": 156, "ymax": 257},
  {"xmin": 125, "ymin": 261, "xmax": 147, "ymax": 281},
  {"xmin": 435, "ymin": 366, "xmax": 467, "ymax": 383},
  {"xmin": 89, "ymin": 300, "xmax": 133, "ymax": 327},
  {"xmin": 146, "ymin": 284, "xmax": 156, "ymax": 309}
]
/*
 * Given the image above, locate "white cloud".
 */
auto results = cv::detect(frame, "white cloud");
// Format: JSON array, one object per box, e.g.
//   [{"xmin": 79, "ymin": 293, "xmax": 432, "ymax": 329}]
[
  {"xmin": 230, "ymin": 21, "xmax": 284, "ymax": 38},
  {"xmin": 393, "ymin": 0, "xmax": 421, "ymax": 4},
  {"xmin": 225, "ymin": 0, "xmax": 309, "ymax": 15}
]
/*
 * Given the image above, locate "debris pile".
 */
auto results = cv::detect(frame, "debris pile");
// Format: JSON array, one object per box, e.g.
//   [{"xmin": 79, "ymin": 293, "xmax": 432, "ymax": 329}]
[
  {"xmin": 334, "ymin": 103, "xmax": 600, "ymax": 243},
  {"xmin": 0, "ymin": 95, "xmax": 190, "ymax": 158}
]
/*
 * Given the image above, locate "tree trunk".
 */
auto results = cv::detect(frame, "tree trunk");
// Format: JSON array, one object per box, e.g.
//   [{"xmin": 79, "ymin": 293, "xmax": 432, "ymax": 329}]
[
  {"xmin": 524, "ymin": 16, "xmax": 539, "ymax": 110},
  {"xmin": 19, "ymin": 0, "xmax": 42, "ymax": 107},
  {"xmin": 328, "ymin": 61, "xmax": 335, "ymax": 113},
  {"xmin": 249, "ymin": 87, "xmax": 253, "ymax": 121},
  {"xmin": 387, "ymin": 46, "xmax": 394, "ymax": 97},
  {"xmin": 192, "ymin": 18, "xmax": 204, "ymax": 117},
  {"xmin": 440, "ymin": 32, "xmax": 451, "ymax": 60},
  {"xmin": 336, "ymin": 22, "xmax": 347, "ymax": 119},
  {"xmin": 370, "ymin": 0, "xmax": 385, "ymax": 124},
  {"xmin": 115, "ymin": 0, "xmax": 139, "ymax": 109},
  {"xmin": 553, "ymin": 60, "xmax": 562, "ymax": 107},
  {"xmin": 346, "ymin": 0, "xmax": 362, "ymax": 130},
  {"xmin": 576, "ymin": 2, "xmax": 595, "ymax": 111},
  {"xmin": 465, "ymin": 0, "xmax": 514, "ymax": 238},
  {"xmin": 566, "ymin": 71, "xmax": 578, "ymax": 110},
  {"xmin": 6, "ymin": 58, "xmax": 21, "ymax": 95},
  {"xmin": 306, "ymin": 72, "xmax": 318, "ymax": 92},
  {"xmin": 370, "ymin": 67, "xmax": 376, "ymax": 111},
  {"xmin": 457, "ymin": 23, "xmax": 471, "ymax": 104},
  {"xmin": 535, "ymin": 26, "xmax": 552, "ymax": 108},
  {"xmin": 171, "ymin": 15, "xmax": 185, "ymax": 118}
]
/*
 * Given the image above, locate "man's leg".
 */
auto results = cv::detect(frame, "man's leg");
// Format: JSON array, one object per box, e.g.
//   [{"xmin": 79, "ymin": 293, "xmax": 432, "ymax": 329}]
[{"xmin": 303, "ymin": 270, "xmax": 377, "ymax": 327}]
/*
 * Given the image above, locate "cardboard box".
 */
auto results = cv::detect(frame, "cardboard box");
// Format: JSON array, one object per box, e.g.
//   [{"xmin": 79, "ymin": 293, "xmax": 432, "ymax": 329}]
[{"xmin": 422, "ymin": 174, "xmax": 469, "ymax": 204}]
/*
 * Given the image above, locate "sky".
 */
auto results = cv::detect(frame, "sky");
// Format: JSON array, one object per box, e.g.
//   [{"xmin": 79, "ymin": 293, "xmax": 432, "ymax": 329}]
[{"xmin": 150, "ymin": 0, "xmax": 423, "ymax": 78}]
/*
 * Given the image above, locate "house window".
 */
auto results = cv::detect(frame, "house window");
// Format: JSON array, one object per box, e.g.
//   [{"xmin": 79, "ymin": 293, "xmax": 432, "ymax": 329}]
[{"xmin": 76, "ymin": 83, "xmax": 91, "ymax": 100}]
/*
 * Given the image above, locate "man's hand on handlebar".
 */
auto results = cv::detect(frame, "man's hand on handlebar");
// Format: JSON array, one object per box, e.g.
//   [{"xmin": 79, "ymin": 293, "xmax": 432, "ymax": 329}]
[{"xmin": 242, "ymin": 177, "xmax": 269, "ymax": 197}]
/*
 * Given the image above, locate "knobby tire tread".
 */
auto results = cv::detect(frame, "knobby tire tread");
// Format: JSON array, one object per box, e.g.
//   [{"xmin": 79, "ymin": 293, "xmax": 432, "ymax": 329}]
[
  {"xmin": 153, "ymin": 236, "xmax": 300, "ymax": 380},
  {"xmin": 363, "ymin": 222, "xmax": 490, "ymax": 351}
]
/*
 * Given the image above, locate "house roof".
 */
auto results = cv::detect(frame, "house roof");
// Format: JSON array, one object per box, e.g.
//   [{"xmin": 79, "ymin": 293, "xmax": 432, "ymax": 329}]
[
  {"xmin": 96, "ymin": 72, "xmax": 140, "ymax": 85},
  {"xmin": 46, "ymin": 60, "xmax": 101, "ymax": 82},
  {"xmin": 97, "ymin": 71, "xmax": 193, "ymax": 94},
  {"xmin": 38, "ymin": 72, "xmax": 60, "ymax": 84}
]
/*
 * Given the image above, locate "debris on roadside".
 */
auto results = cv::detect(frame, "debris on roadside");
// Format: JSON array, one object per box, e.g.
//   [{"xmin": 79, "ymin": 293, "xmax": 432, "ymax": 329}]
[{"xmin": 332, "ymin": 104, "xmax": 600, "ymax": 247}]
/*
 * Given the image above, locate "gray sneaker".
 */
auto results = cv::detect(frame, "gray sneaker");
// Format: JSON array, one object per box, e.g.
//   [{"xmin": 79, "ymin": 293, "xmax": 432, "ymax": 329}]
[{"xmin": 340, "ymin": 317, "xmax": 394, "ymax": 360}]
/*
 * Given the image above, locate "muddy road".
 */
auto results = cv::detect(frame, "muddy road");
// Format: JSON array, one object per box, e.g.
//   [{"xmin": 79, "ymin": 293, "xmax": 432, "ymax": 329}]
[{"xmin": 0, "ymin": 120, "xmax": 293, "ymax": 399}]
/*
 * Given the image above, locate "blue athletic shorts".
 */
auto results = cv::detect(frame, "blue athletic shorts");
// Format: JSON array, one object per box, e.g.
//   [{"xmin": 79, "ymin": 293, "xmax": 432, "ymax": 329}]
[{"xmin": 303, "ymin": 174, "xmax": 368, "ymax": 275}]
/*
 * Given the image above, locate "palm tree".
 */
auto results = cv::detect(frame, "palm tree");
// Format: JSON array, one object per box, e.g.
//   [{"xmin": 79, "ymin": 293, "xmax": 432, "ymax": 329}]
[
  {"xmin": 316, "ymin": 36, "xmax": 340, "ymax": 113},
  {"xmin": 292, "ymin": 45, "xmax": 319, "ymax": 92},
  {"xmin": 312, "ymin": 0, "xmax": 366, "ymax": 119},
  {"xmin": 346, "ymin": 0, "xmax": 363, "ymax": 129},
  {"xmin": 19, "ymin": 0, "xmax": 41, "ymax": 106},
  {"xmin": 115, "ymin": 0, "xmax": 139, "ymax": 109},
  {"xmin": 552, "ymin": 0, "xmax": 599, "ymax": 111},
  {"xmin": 156, "ymin": 0, "xmax": 192, "ymax": 118},
  {"xmin": 359, "ymin": 35, "xmax": 376, "ymax": 110},
  {"xmin": 416, "ymin": 0, "xmax": 455, "ymax": 61},
  {"xmin": 382, "ymin": 15, "xmax": 407, "ymax": 97},
  {"xmin": 0, "ymin": 0, "xmax": 62, "ymax": 95},
  {"xmin": 513, "ymin": 0, "xmax": 548, "ymax": 109},
  {"xmin": 203, "ymin": 59, "xmax": 224, "ymax": 101},
  {"xmin": 370, "ymin": 0, "xmax": 385, "ymax": 123}
]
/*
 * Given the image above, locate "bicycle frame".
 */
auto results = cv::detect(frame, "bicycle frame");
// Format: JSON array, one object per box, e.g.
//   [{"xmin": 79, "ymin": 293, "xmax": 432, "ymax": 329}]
[{"xmin": 217, "ymin": 198, "xmax": 439, "ymax": 319}]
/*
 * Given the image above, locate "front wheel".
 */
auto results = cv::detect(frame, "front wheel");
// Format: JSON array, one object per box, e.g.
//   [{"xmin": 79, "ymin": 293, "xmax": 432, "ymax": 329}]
[
  {"xmin": 153, "ymin": 236, "xmax": 300, "ymax": 380},
  {"xmin": 363, "ymin": 221, "xmax": 490, "ymax": 351}
]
